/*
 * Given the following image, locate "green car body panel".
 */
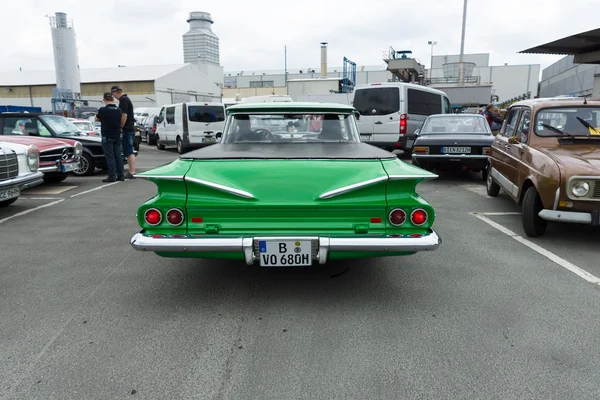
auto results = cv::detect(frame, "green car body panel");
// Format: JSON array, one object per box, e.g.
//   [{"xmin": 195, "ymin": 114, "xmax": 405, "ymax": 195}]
[{"xmin": 131, "ymin": 102, "xmax": 441, "ymax": 265}]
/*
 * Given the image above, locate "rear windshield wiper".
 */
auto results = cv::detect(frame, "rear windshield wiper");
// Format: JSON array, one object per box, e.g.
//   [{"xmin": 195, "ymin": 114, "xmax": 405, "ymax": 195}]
[
  {"xmin": 576, "ymin": 117, "xmax": 600, "ymax": 135},
  {"xmin": 541, "ymin": 123, "xmax": 576, "ymax": 139}
]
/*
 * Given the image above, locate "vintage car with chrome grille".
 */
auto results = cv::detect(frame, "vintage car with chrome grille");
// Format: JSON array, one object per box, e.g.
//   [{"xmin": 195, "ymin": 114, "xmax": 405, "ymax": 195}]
[
  {"xmin": 487, "ymin": 97, "xmax": 600, "ymax": 237},
  {"xmin": 0, "ymin": 136, "xmax": 81, "ymax": 183},
  {"xmin": 0, "ymin": 113, "xmax": 133, "ymax": 176},
  {"xmin": 130, "ymin": 102, "xmax": 441, "ymax": 266},
  {"xmin": 412, "ymin": 113, "xmax": 494, "ymax": 180},
  {"xmin": 0, "ymin": 141, "xmax": 44, "ymax": 206}
]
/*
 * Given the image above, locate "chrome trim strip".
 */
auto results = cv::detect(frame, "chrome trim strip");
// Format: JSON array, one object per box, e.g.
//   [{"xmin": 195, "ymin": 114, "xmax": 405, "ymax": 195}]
[
  {"xmin": 538, "ymin": 210, "xmax": 592, "ymax": 224},
  {"xmin": 134, "ymin": 175, "xmax": 184, "ymax": 180},
  {"xmin": 491, "ymin": 167, "xmax": 518, "ymax": 197},
  {"xmin": 38, "ymin": 165, "xmax": 61, "ymax": 172},
  {"xmin": 184, "ymin": 176, "xmax": 255, "ymax": 199},
  {"xmin": 39, "ymin": 145, "xmax": 69, "ymax": 153},
  {"xmin": 319, "ymin": 176, "xmax": 388, "ymax": 199},
  {"xmin": 411, "ymin": 154, "xmax": 489, "ymax": 159},
  {"xmin": 388, "ymin": 174, "xmax": 439, "ymax": 180},
  {"xmin": 553, "ymin": 188, "xmax": 560, "ymax": 210},
  {"xmin": 129, "ymin": 230, "xmax": 442, "ymax": 263},
  {"xmin": 566, "ymin": 175, "xmax": 600, "ymax": 202},
  {"xmin": 0, "ymin": 171, "xmax": 44, "ymax": 190}
]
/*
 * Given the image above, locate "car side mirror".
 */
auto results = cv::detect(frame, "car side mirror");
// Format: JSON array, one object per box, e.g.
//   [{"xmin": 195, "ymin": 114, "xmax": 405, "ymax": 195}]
[
  {"xmin": 508, "ymin": 136, "xmax": 521, "ymax": 144},
  {"xmin": 353, "ymin": 111, "xmax": 360, "ymax": 121},
  {"xmin": 216, "ymin": 132, "xmax": 222, "ymax": 141}
]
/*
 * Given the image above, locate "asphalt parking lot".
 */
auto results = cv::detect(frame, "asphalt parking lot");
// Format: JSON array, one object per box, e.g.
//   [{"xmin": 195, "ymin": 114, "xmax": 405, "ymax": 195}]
[{"xmin": 1, "ymin": 144, "xmax": 599, "ymax": 400}]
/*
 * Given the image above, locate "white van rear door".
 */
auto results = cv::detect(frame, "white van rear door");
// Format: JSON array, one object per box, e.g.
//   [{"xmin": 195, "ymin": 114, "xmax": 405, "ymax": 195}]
[
  {"xmin": 187, "ymin": 105, "xmax": 225, "ymax": 145},
  {"xmin": 353, "ymin": 86, "xmax": 400, "ymax": 146}
]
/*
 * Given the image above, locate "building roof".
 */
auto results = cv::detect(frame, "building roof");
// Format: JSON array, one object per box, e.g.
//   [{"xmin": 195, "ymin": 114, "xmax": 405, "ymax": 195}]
[
  {"xmin": 0, "ymin": 64, "xmax": 188, "ymax": 86},
  {"xmin": 519, "ymin": 28, "xmax": 600, "ymax": 63}
]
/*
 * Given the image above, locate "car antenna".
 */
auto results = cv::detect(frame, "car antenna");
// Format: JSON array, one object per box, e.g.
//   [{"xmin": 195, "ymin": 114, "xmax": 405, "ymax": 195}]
[{"xmin": 574, "ymin": 68, "xmax": 587, "ymax": 104}]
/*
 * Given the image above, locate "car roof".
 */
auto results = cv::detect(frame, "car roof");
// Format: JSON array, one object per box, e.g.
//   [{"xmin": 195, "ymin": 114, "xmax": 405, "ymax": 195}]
[
  {"xmin": 427, "ymin": 113, "xmax": 484, "ymax": 118},
  {"xmin": 0, "ymin": 112, "xmax": 43, "ymax": 118},
  {"xmin": 510, "ymin": 97, "xmax": 600, "ymax": 109},
  {"xmin": 226, "ymin": 102, "xmax": 356, "ymax": 114}
]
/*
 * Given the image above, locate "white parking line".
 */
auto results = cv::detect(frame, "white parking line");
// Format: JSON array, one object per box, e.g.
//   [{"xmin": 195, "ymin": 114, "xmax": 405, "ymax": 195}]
[
  {"xmin": 0, "ymin": 199, "xmax": 65, "ymax": 225},
  {"xmin": 70, "ymin": 181, "xmax": 120, "ymax": 198},
  {"xmin": 18, "ymin": 197, "xmax": 64, "ymax": 200},
  {"xmin": 24, "ymin": 185, "xmax": 77, "ymax": 195},
  {"xmin": 472, "ymin": 213, "xmax": 600, "ymax": 287}
]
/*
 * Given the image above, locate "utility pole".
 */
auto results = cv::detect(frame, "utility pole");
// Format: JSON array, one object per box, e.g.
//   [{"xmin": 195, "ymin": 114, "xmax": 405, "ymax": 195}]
[
  {"xmin": 284, "ymin": 46, "xmax": 288, "ymax": 95},
  {"xmin": 458, "ymin": 0, "xmax": 468, "ymax": 86},
  {"xmin": 428, "ymin": 41, "xmax": 437, "ymax": 81}
]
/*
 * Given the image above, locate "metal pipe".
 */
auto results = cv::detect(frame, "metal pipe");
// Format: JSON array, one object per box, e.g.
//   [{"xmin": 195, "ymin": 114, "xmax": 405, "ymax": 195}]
[{"xmin": 320, "ymin": 42, "xmax": 328, "ymax": 78}]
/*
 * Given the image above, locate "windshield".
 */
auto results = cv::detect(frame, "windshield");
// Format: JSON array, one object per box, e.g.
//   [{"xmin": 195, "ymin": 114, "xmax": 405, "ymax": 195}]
[
  {"xmin": 535, "ymin": 106, "xmax": 600, "ymax": 137},
  {"xmin": 39, "ymin": 115, "xmax": 81, "ymax": 135},
  {"xmin": 421, "ymin": 116, "xmax": 491, "ymax": 134},
  {"xmin": 221, "ymin": 113, "xmax": 360, "ymax": 143}
]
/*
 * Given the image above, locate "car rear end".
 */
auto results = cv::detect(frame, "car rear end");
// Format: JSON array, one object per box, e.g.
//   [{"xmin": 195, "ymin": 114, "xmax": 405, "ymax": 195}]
[
  {"xmin": 130, "ymin": 158, "xmax": 440, "ymax": 265},
  {"xmin": 185, "ymin": 103, "xmax": 226, "ymax": 148}
]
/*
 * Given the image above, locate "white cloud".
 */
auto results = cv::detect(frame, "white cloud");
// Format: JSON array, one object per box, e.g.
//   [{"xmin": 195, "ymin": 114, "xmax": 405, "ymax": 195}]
[{"xmin": 1, "ymin": 0, "xmax": 598, "ymax": 75}]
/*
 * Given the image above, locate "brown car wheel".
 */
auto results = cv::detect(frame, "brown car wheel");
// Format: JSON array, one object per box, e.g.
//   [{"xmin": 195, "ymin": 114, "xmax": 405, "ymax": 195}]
[
  {"xmin": 486, "ymin": 170, "xmax": 500, "ymax": 197},
  {"xmin": 522, "ymin": 186, "xmax": 548, "ymax": 237}
]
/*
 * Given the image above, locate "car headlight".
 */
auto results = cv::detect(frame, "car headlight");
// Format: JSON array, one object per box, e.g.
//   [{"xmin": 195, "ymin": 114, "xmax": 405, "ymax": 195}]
[
  {"xmin": 27, "ymin": 145, "xmax": 39, "ymax": 172},
  {"xmin": 74, "ymin": 141, "xmax": 83, "ymax": 157},
  {"xmin": 572, "ymin": 181, "xmax": 590, "ymax": 197}
]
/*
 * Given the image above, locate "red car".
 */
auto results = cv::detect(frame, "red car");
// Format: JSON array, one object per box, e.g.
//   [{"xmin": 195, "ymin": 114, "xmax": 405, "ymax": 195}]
[{"xmin": 0, "ymin": 136, "xmax": 82, "ymax": 183}]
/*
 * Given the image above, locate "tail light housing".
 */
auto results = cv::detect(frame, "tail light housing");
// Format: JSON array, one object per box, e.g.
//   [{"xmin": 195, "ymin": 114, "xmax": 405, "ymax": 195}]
[
  {"xmin": 388, "ymin": 208, "xmax": 407, "ymax": 226},
  {"xmin": 144, "ymin": 208, "xmax": 162, "ymax": 226},
  {"xmin": 152, "ymin": 124, "xmax": 157, "ymax": 133},
  {"xmin": 482, "ymin": 147, "xmax": 491, "ymax": 155},
  {"xmin": 399, "ymin": 114, "xmax": 407, "ymax": 135},
  {"xmin": 410, "ymin": 209, "xmax": 428, "ymax": 226},
  {"xmin": 166, "ymin": 208, "xmax": 184, "ymax": 226},
  {"xmin": 413, "ymin": 146, "xmax": 429, "ymax": 154}
]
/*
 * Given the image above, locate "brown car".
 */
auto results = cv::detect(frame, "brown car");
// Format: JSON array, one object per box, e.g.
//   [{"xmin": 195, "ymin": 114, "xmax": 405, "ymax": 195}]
[{"xmin": 486, "ymin": 97, "xmax": 600, "ymax": 237}]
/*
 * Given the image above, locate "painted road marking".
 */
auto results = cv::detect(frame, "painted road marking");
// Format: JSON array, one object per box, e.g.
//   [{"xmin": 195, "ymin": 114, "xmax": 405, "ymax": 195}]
[
  {"xmin": 480, "ymin": 212, "xmax": 521, "ymax": 216},
  {"xmin": 70, "ymin": 181, "xmax": 120, "ymax": 198},
  {"xmin": 472, "ymin": 212, "xmax": 600, "ymax": 287},
  {"xmin": 17, "ymin": 197, "xmax": 64, "ymax": 200},
  {"xmin": 24, "ymin": 185, "xmax": 77, "ymax": 195},
  {"xmin": 0, "ymin": 199, "xmax": 65, "ymax": 225}
]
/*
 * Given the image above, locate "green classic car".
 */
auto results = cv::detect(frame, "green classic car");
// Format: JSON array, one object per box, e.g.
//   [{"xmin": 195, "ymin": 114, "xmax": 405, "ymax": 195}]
[{"xmin": 130, "ymin": 102, "xmax": 441, "ymax": 266}]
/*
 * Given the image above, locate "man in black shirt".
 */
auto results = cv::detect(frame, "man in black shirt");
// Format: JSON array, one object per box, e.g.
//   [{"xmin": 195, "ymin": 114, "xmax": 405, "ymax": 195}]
[
  {"xmin": 95, "ymin": 92, "xmax": 125, "ymax": 182},
  {"xmin": 111, "ymin": 85, "xmax": 136, "ymax": 179}
]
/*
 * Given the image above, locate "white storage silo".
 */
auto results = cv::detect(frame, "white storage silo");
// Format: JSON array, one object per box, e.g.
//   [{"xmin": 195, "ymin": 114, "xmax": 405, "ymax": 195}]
[{"xmin": 50, "ymin": 12, "xmax": 81, "ymax": 97}]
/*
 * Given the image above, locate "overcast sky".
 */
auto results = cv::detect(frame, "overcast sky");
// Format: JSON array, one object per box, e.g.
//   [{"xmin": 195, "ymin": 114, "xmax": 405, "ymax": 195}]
[{"xmin": 2, "ymin": 0, "xmax": 598, "ymax": 75}]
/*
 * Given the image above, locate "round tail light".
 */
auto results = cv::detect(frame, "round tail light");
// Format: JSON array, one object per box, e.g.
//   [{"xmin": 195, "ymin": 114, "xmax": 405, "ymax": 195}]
[
  {"xmin": 144, "ymin": 208, "xmax": 162, "ymax": 226},
  {"xmin": 166, "ymin": 208, "xmax": 184, "ymax": 226},
  {"xmin": 410, "ymin": 209, "xmax": 428, "ymax": 226},
  {"xmin": 388, "ymin": 208, "xmax": 406, "ymax": 226}
]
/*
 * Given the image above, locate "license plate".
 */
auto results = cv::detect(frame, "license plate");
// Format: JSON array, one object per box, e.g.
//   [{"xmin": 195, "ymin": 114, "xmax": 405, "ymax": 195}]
[
  {"xmin": 258, "ymin": 240, "xmax": 312, "ymax": 267},
  {"xmin": 203, "ymin": 137, "xmax": 216, "ymax": 143},
  {"xmin": 62, "ymin": 162, "xmax": 80, "ymax": 172},
  {"xmin": 0, "ymin": 187, "xmax": 20, "ymax": 201},
  {"xmin": 442, "ymin": 147, "xmax": 471, "ymax": 154},
  {"xmin": 360, "ymin": 135, "xmax": 371, "ymax": 141}
]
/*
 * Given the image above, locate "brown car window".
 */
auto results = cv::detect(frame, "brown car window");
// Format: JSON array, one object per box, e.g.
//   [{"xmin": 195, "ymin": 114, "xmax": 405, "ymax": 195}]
[
  {"xmin": 503, "ymin": 108, "xmax": 521, "ymax": 137},
  {"xmin": 517, "ymin": 110, "xmax": 531, "ymax": 142}
]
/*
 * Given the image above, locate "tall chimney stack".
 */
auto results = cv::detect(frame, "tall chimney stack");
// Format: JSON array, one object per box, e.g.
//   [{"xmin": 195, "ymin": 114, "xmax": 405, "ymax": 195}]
[{"xmin": 320, "ymin": 42, "xmax": 328, "ymax": 78}]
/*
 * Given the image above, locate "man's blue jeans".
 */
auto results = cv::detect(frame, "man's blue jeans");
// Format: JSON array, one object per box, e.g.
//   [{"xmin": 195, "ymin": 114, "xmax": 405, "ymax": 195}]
[{"xmin": 101, "ymin": 134, "xmax": 125, "ymax": 180}]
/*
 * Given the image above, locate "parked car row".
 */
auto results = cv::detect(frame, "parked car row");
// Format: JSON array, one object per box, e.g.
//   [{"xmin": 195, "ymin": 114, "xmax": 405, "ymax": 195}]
[
  {"xmin": 0, "ymin": 112, "xmax": 132, "ymax": 178},
  {"xmin": 0, "ymin": 141, "xmax": 44, "ymax": 207}
]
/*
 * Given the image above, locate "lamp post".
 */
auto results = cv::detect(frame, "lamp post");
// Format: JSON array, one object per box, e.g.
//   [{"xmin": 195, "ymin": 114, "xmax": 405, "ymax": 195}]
[
  {"xmin": 428, "ymin": 41, "xmax": 437, "ymax": 80},
  {"xmin": 458, "ymin": 0, "xmax": 468, "ymax": 86}
]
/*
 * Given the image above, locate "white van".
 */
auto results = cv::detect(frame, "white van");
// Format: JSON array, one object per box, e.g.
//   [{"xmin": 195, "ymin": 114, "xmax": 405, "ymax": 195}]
[
  {"xmin": 352, "ymin": 82, "xmax": 451, "ymax": 152},
  {"xmin": 241, "ymin": 95, "xmax": 293, "ymax": 103},
  {"xmin": 155, "ymin": 102, "xmax": 225, "ymax": 154}
]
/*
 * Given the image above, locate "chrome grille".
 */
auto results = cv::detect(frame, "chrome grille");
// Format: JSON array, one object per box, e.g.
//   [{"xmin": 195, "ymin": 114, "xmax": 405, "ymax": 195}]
[
  {"xmin": 592, "ymin": 180, "xmax": 600, "ymax": 199},
  {"xmin": 253, "ymin": 239, "xmax": 319, "ymax": 258},
  {"xmin": 0, "ymin": 149, "xmax": 19, "ymax": 181},
  {"xmin": 40, "ymin": 146, "xmax": 74, "ymax": 162}
]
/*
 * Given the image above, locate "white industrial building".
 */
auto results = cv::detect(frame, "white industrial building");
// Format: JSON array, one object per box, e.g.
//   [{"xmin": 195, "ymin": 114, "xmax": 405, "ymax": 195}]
[
  {"xmin": 538, "ymin": 55, "xmax": 600, "ymax": 98},
  {"xmin": 0, "ymin": 64, "xmax": 222, "ymax": 111},
  {"xmin": 223, "ymin": 52, "xmax": 540, "ymax": 107}
]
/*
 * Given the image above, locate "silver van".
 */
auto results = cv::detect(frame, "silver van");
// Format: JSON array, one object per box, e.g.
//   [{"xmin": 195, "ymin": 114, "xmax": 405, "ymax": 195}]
[{"xmin": 353, "ymin": 82, "xmax": 451, "ymax": 152}]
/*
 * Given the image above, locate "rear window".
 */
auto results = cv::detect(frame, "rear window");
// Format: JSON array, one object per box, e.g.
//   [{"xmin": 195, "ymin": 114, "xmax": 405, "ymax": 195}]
[
  {"xmin": 1, "ymin": 117, "xmax": 35, "ymax": 135},
  {"xmin": 188, "ymin": 106, "xmax": 225, "ymax": 123},
  {"xmin": 407, "ymin": 89, "xmax": 442, "ymax": 116},
  {"xmin": 353, "ymin": 87, "xmax": 400, "ymax": 116}
]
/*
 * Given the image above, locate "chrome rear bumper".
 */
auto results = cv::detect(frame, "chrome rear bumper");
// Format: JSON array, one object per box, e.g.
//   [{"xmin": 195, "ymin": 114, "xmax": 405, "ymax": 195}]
[{"xmin": 130, "ymin": 230, "xmax": 442, "ymax": 265}]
